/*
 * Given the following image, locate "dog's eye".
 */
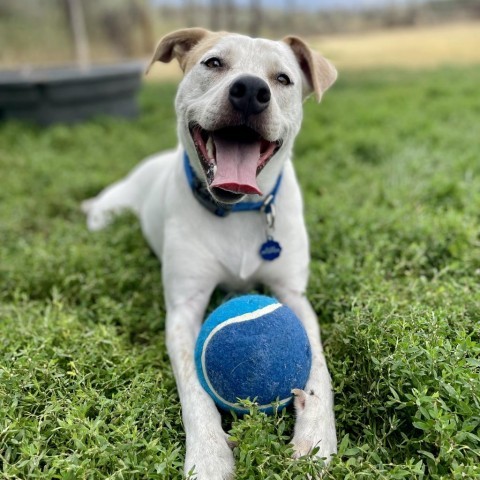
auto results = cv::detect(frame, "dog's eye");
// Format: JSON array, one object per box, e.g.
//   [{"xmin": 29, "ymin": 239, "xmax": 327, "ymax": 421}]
[
  {"xmin": 277, "ymin": 73, "xmax": 292, "ymax": 86},
  {"xmin": 203, "ymin": 57, "xmax": 223, "ymax": 69}
]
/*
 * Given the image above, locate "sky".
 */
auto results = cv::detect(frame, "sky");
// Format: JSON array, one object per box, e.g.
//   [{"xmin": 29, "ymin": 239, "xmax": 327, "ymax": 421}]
[{"xmin": 154, "ymin": 0, "xmax": 428, "ymax": 11}]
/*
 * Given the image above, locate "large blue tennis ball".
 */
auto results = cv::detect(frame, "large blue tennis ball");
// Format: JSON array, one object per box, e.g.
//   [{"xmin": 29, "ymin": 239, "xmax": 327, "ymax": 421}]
[{"xmin": 195, "ymin": 295, "xmax": 312, "ymax": 415}]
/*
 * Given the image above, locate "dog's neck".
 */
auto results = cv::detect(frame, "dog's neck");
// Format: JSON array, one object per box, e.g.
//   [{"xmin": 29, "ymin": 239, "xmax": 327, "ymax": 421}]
[{"xmin": 183, "ymin": 151, "xmax": 283, "ymax": 218}]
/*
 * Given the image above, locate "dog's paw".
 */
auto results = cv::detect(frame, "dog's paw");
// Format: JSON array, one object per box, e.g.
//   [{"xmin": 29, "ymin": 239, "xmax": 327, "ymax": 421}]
[
  {"xmin": 81, "ymin": 198, "xmax": 114, "ymax": 232},
  {"xmin": 291, "ymin": 389, "xmax": 337, "ymax": 464},
  {"xmin": 185, "ymin": 429, "xmax": 235, "ymax": 480}
]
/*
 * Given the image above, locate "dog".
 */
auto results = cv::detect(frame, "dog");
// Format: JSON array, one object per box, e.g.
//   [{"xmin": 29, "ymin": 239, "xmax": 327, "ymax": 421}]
[{"xmin": 82, "ymin": 28, "xmax": 337, "ymax": 480}]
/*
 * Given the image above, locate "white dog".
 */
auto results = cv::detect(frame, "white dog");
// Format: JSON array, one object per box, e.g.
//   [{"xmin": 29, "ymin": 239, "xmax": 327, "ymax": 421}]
[{"xmin": 83, "ymin": 28, "xmax": 337, "ymax": 479}]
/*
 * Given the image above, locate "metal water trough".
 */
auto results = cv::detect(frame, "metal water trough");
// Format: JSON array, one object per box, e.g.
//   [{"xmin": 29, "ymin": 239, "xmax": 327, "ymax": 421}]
[{"xmin": 0, "ymin": 62, "xmax": 144, "ymax": 126}]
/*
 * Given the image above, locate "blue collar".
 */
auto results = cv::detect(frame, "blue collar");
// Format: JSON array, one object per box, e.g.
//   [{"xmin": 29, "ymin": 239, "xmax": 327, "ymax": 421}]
[{"xmin": 183, "ymin": 151, "xmax": 282, "ymax": 217}]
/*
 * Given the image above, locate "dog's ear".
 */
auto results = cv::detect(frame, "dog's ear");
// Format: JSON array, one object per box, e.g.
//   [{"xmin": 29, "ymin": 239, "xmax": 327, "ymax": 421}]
[
  {"xmin": 146, "ymin": 28, "xmax": 211, "ymax": 73},
  {"xmin": 283, "ymin": 36, "xmax": 337, "ymax": 102}
]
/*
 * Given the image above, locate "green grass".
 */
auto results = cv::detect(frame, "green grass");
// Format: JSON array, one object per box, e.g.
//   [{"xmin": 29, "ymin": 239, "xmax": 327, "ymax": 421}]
[{"xmin": 1, "ymin": 65, "xmax": 480, "ymax": 479}]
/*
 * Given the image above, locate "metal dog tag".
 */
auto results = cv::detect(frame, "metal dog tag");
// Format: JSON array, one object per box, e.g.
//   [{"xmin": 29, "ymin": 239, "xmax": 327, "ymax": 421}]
[{"xmin": 259, "ymin": 237, "xmax": 282, "ymax": 261}]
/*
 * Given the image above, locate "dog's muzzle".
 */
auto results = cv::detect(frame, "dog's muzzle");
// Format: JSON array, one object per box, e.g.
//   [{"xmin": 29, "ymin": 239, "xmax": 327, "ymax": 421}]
[{"xmin": 189, "ymin": 75, "xmax": 282, "ymax": 204}]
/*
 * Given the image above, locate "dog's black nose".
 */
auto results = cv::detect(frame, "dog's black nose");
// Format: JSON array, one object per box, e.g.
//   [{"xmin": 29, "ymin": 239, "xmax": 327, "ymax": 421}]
[{"xmin": 229, "ymin": 75, "xmax": 271, "ymax": 117}]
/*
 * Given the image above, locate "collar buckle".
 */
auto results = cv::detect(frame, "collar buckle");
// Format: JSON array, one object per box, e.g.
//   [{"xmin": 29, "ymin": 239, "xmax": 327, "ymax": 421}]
[{"xmin": 261, "ymin": 194, "xmax": 276, "ymax": 230}]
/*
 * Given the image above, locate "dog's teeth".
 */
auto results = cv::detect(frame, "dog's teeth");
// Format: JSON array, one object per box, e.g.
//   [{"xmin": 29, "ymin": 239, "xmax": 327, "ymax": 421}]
[
  {"xmin": 206, "ymin": 163, "xmax": 216, "ymax": 182},
  {"xmin": 206, "ymin": 136, "xmax": 214, "ymax": 160}
]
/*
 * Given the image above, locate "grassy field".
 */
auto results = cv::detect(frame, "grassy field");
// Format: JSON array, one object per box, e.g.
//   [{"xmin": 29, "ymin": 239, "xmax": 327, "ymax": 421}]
[
  {"xmin": 314, "ymin": 22, "xmax": 480, "ymax": 70},
  {"xmin": 1, "ymin": 64, "xmax": 480, "ymax": 479}
]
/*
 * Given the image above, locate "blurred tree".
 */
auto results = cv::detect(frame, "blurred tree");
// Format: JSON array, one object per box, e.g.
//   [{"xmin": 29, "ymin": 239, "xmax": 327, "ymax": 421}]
[
  {"xmin": 89, "ymin": 0, "xmax": 154, "ymax": 57},
  {"xmin": 285, "ymin": 0, "xmax": 296, "ymax": 33},
  {"xmin": 249, "ymin": 0, "xmax": 262, "ymax": 37},
  {"xmin": 63, "ymin": 0, "xmax": 90, "ymax": 67},
  {"xmin": 185, "ymin": 0, "xmax": 197, "ymax": 28},
  {"xmin": 131, "ymin": 0, "xmax": 155, "ymax": 53},
  {"xmin": 210, "ymin": 0, "xmax": 221, "ymax": 30},
  {"xmin": 225, "ymin": 0, "xmax": 237, "ymax": 31}
]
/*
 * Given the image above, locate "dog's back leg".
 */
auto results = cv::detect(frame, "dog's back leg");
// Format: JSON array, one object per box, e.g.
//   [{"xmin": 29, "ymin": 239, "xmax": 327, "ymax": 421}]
[{"xmin": 82, "ymin": 151, "xmax": 173, "ymax": 231}]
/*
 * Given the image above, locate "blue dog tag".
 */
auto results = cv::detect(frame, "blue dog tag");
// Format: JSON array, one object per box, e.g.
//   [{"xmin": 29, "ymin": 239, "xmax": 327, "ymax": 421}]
[{"xmin": 259, "ymin": 239, "xmax": 282, "ymax": 261}]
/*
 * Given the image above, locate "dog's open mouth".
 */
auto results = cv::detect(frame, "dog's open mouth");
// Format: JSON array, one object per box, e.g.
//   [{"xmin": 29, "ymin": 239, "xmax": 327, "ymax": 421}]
[{"xmin": 190, "ymin": 124, "xmax": 282, "ymax": 203}]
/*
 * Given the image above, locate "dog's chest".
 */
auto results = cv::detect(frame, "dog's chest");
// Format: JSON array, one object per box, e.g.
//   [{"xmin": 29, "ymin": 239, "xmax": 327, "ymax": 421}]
[{"xmin": 214, "ymin": 214, "xmax": 266, "ymax": 283}]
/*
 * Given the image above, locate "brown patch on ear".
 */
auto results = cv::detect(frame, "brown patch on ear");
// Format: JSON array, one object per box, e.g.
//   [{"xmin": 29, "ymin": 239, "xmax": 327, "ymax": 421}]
[
  {"xmin": 146, "ymin": 28, "xmax": 227, "ymax": 74},
  {"xmin": 182, "ymin": 31, "xmax": 229, "ymax": 73},
  {"xmin": 283, "ymin": 36, "xmax": 337, "ymax": 102}
]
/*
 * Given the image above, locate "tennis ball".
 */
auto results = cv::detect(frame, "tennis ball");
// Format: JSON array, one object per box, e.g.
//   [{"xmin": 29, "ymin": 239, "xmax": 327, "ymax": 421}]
[{"xmin": 195, "ymin": 294, "xmax": 312, "ymax": 415}]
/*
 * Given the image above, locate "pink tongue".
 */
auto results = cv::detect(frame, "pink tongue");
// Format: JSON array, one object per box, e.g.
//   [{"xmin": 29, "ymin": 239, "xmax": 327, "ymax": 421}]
[{"xmin": 209, "ymin": 135, "xmax": 262, "ymax": 195}]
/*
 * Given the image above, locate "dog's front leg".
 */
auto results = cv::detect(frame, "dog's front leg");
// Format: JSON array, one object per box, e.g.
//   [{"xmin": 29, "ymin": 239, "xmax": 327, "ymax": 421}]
[
  {"xmin": 272, "ymin": 287, "xmax": 337, "ymax": 464},
  {"xmin": 165, "ymin": 292, "xmax": 235, "ymax": 480}
]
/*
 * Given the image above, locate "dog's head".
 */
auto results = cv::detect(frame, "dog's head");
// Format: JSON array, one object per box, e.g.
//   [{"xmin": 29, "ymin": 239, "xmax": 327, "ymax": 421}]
[{"xmin": 147, "ymin": 28, "xmax": 337, "ymax": 204}]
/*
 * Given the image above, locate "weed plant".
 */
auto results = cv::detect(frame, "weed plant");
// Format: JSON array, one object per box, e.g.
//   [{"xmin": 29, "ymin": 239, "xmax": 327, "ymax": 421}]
[{"xmin": 1, "ymin": 66, "xmax": 480, "ymax": 478}]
